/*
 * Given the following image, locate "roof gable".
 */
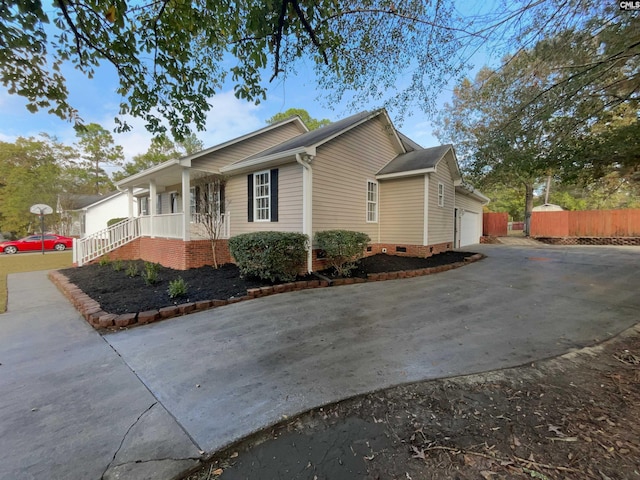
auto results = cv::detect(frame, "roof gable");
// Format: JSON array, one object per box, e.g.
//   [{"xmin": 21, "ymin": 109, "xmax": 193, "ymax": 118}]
[
  {"xmin": 376, "ymin": 144, "xmax": 457, "ymax": 178},
  {"xmin": 221, "ymin": 109, "xmax": 406, "ymax": 173}
]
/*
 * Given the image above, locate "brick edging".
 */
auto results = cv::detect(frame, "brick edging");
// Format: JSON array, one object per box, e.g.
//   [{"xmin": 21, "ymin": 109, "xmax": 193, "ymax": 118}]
[{"xmin": 48, "ymin": 253, "xmax": 486, "ymax": 331}]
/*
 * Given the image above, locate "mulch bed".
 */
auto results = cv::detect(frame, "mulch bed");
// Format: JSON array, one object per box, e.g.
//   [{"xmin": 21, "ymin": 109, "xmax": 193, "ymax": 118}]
[{"xmin": 60, "ymin": 252, "xmax": 475, "ymax": 315}]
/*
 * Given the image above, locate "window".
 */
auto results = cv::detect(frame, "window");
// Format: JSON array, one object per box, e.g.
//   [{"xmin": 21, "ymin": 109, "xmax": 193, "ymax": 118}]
[
  {"xmin": 156, "ymin": 194, "xmax": 163, "ymax": 214},
  {"xmin": 367, "ymin": 180, "xmax": 378, "ymax": 223},
  {"xmin": 170, "ymin": 192, "xmax": 179, "ymax": 213},
  {"xmin": 190, "ymin": 187, "xmax": 197, "ymax": 215},
  {"xmin": 248, "ymin": 169, "xmax": 278, "ymax": 222},
  {"xmin": 254, "ymin": 171, "xmax": 270, "ymax": 221},
  {"xmin": 139, "ymin": 197, "xmax": 149, "ymax": 216},
  {"xmin": 438, "ymin": 182, "xmax": 445, "ymax": 207}
]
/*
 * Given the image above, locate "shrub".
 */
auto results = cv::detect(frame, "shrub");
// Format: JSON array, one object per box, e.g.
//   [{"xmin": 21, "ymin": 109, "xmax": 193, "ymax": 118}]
[
  {"xmin": 112, "ymin": 259, "xmax": 123, "ymax": 272},
  {"xmin": 314, "ymin": 230, "xmax": 370, "ymax": 277},
  {"xmin": 107, "ymin": 217, "xmax": 127, "ymax": 227},
  {"xmin": 125, "ymin": 262, "xmax": 139, "ymax": 277},
  {"xmin": 229, "ymin": 231, "xmax": 308, "ymax": 282},
  {"xmin": 98, "ymin": 256, "xmax": 111, "ymax": 267},
  {"xmin": 168, "ymin": 277, "xmax": 188, "ymax": 299},
  {"xmin": 143, "ymin": 262, "xmax": 160, "ymax": 285}
]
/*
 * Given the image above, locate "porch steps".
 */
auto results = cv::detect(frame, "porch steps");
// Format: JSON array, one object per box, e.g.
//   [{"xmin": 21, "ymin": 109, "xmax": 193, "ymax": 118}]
[{"xmin": 73, "ymin": 217, "xmax": 141, "ymax": 266}]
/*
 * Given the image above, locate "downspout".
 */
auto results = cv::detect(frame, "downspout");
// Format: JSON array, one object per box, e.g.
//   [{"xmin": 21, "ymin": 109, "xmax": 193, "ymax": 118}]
[{"xmin": 296, "ymin": 153, "xmax": 314, "ymax": 272}]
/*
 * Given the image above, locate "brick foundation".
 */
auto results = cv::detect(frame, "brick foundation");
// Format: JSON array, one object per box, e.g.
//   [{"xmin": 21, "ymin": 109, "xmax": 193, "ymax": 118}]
[
  {"xmin": 534, "ymin": 237, "xmax": 640, "ymax": 246},
  {"xmin": 311, "ymin": 242, "xmax": 452, "ymax": 272},
  {"xmin": 102, "ymin": 237, "xmax": 233, "ymax": 270}
]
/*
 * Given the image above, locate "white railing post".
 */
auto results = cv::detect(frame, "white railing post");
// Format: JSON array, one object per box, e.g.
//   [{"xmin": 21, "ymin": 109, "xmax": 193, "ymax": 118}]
[{"xmin": 73, "ymin": 217, "xmax": 142, "ymax": 266}]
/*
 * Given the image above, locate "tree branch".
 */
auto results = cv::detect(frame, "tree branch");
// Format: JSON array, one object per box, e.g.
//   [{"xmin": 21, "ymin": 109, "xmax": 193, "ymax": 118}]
[{"xmin": 290, "ymin": 0, "xmax": 328, "ymax": 65}]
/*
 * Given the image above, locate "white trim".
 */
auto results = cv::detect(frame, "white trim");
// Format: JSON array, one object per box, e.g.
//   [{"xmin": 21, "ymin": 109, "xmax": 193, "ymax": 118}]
[
  {"xmin": 423, "ymin": 175, "xmax": 429, "ymax": 245},
  {"xmin": 253, "ymin": 170, "xmax": 271, "ymax": 222},
  {"xmin": 438, "ymin": 182, "xmax": 445, "ymax": 207},
  {"xmin": 295, "ymin": 153, "xmax": 314, "ymax": 272},
  {"xmin": 366, "ymin": 179, "xmax": 378, "ymax": 223},
  {"xmin": 221, "ymin": 147, "xmax": 313, "ymax": 173},
  {"xmin": 375, "ymin": 167, "xmax": 436, "ymax": 180}
]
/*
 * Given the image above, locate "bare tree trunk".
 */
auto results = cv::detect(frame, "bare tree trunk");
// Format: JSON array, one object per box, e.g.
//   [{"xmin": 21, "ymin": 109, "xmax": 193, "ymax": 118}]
[
  {"xmin": 211, "ymin": 239, "xmax": 218, "ymax": 269},
  {"xmin": 524, "ymin": 182, "xmax": 534, "ymax": 237}
]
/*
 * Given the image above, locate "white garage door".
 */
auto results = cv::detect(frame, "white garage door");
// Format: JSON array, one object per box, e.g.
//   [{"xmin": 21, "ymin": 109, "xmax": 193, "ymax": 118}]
[{"xmin": 460, "ymin": 211, "xmax": 480, "ymax": 247}]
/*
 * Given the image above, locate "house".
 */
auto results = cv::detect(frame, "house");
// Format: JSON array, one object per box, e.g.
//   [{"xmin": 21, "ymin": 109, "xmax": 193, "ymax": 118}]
[
  {"xmin": 74, "ymin": 109, "xmax": 488, "ymax": 270},
  {"xmin": 57, "ymin": 192, "xmax": 136, "ymax": 237}
]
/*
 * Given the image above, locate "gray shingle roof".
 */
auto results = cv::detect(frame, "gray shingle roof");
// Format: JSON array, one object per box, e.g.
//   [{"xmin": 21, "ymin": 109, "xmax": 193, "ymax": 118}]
[
  {"xmin": 377, "ymin": 144, "xmax": 453, "ymax": 176},
  {"xmin": 64, "ymin": 192, "xmax": 120, "ymax": 210}
]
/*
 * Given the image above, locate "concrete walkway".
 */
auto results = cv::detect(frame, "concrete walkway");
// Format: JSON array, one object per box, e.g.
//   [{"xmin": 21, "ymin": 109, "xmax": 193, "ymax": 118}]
[
  {"xmin": 496, "ymin": 236, "xmax": 546, "ymax": 246},
  {"xmin": 0, "ymin": 271, "xmax": 201, "ymax": 480},
  {"xmin": 1, "ymin": 245, "xmax": 638, "ymax": 480}
]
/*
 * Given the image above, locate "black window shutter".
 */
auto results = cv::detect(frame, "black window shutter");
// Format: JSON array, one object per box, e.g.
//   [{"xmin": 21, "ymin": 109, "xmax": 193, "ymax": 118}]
[
  {"xmin": 195, "ymin": 186, "xmax": 200, "ymax": 213},
  {"xmin": 219, "ymin": 183, "xmax": 225, "ymax": 215},
  {"xmin": 270, "ymin": 168, "xmax": 278, "ymax": 222},
  {"xmin": 247, "ymin": 174, "xmax": 254, "ymax": 222}
]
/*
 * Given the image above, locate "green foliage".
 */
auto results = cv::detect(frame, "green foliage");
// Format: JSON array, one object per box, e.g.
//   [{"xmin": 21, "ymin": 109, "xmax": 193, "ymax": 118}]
[
  {"xmin": 229, "ymin": 232, "xmax": 308, "ymax": 282},
  {"xmin": 0, "ymin": 135, "xmax": 74, "ymax": 235},
  {"xmin": 167, "ymin": 277, "xmax": 188, "ymax": 299},
  {"xmin": 107, "ymin": 218, "xmax": 126, "ymax": 227},
  {"xmin": 111, "ymin": 259, "xmax": 123, "ymax": 272},
  {"xmin": 73, "ymin": 124, "xmax": 124, "ymax": 194},
  {"xmin": 125, "ymin": 262, "xmax": 138, "ymax": 278},
  {"xmin": 98, "ymin": 256, "xmax": 111, "ymax": 267},
  {"xmin": 266, "ymin": 109, "xmax": 330, "ymax": 130},
  {"xmin": 314, "ymin": 230, "xmax": 370, "ymax": 277},
  {"xmin": 143, "ymin": 262, "xmax": 160, "ymax": 285}
]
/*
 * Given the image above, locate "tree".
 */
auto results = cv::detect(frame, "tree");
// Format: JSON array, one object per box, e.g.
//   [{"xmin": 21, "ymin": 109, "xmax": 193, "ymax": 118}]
[
  {"xmin": 112, "ymin": 134, "xmax": 204, "ymax": 182},
  {"xmin": 191, "ymin": 174, "xmax": 227, "ymax": 269},
  {"xmin": 0, "ymin": 136, "xmax": 75, "ymax": 235},
  {"xmin": 3, "ymin": 1, "xmax": 634, "ymax": 138},
  {"xmin": 436, "ymin": 17, "xmax": 640, "ymax": 234},
  {"xmin": 267, "ymin": 108, "xmax": 330, "ymax": 130},
  {"xmin": 73, "ymin": 123, "xmax": 124, "ymax": 193}
]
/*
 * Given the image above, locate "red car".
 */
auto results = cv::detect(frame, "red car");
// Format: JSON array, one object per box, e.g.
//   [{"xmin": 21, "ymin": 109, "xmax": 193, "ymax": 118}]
[{"xmin": 0, "ymin": 234, "xmax": 74, "ymax": 254}]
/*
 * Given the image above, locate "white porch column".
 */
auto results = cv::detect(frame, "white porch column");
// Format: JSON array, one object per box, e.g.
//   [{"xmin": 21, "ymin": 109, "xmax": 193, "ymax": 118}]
[
  {"xmin": 181, "ymin": 167, "xmax": 191, "ymax": 241},
  {"xmin": 149, "ymin": 179, "xmax": 157, "ymax": 238},
  {"xmin": 296, "ymin": 153, "xmax": 314, "ymax": 272},
  {"xmin": 127, "ymin": 187, "xmax": 134, "ymax": 218}
]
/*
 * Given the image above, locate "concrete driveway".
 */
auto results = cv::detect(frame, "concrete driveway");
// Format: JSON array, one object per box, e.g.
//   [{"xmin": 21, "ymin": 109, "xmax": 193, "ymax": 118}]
[
  {"xmin": 1, "ymin": 244, "xmax": 638, "ymax": 480},
  {"xmin": 107, "ymin": 244, "xmax": 639, "ymax": 457}
]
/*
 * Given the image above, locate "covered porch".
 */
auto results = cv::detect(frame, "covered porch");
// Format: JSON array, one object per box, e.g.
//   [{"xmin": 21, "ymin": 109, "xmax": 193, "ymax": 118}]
[{"xmin": 116, "ymin": 157, "xmax": 229, "ymax": 241}]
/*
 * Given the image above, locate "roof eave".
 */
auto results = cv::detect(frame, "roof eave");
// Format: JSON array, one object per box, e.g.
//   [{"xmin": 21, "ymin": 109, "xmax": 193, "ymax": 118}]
[
  {"xmin": 220, "ymin": 147, "xmax": 316, "ymax": 174},
  {"xmin": 376, "ymin": 167, "xmax": 436, "ymax": 180}
]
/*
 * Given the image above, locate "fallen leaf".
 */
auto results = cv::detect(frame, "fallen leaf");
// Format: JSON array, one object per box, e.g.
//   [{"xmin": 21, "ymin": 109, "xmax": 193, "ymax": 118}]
[
  {"xmin": 480, "ymin": 471, "xmax": 497, "ymax": 479},
  {"xmin": 213, "ymin": 468, "xmax": 223, "ymax": 475},
  {"xmin": 411, "ymin": 446, "xmax": 426, "ymax": 460},
  {"xmin": 230, "ymin": 451, "xmax": 238, "ymax": 458},
  {"xmin": 547, "ymin": 425, "xmax": 565, "ymax": 436}
]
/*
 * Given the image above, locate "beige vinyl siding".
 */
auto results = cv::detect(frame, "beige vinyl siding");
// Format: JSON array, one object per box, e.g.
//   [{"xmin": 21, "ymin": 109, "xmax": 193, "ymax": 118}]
[
  {"xmin": 226, "ymin": 162, "xmax": 303, "ymax": 235},
  {"xmin": 455, "ymin": 192, "xmax": 483, "ymax": 213},
  {"xmin": 312, "ymin": 116, "xmax": 400, "ymax": 242},
  {"xmin": 379, "ymin": 176, "xmax": 425, "ymax": 245},
  {"xmin": 193, "ymin": 122, "xmax": 304, "ymax": 172},
  {"xmin": 427, "ymin": 152, "xmax": 456, "ymax": 244}
]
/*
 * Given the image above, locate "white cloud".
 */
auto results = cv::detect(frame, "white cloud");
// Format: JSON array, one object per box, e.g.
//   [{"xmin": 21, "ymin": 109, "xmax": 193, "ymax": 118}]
[{"xmin": 198, "ymin": 91, "xmax": 264, "ymax": 146}]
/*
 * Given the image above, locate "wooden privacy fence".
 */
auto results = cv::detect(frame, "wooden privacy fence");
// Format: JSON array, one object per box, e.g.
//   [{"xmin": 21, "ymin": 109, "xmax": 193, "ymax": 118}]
[
  {"xmin": 530, "ymin": 209, "xmax": 640, "ymax": 237},
  {"xmin": 483, "ymin": 212, "xmax": 508, "ymax": 236}
]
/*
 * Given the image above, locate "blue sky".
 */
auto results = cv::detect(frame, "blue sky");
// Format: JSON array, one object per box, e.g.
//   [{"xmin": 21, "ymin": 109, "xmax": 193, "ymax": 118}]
[{"xmin": 0, "ymin": 45, "xmax": 483, "ymax": 168}]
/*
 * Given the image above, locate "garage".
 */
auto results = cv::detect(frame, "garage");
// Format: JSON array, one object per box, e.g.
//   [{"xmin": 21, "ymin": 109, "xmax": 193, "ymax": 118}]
[{"xmin": 459, "ymin": 210, "xmax": 481, "ymax": 247}]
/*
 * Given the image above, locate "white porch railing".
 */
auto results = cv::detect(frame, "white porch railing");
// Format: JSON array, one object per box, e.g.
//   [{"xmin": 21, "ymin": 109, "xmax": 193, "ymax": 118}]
[
  {"xmin": 73, "ymin": 217, "xmax": 141, "ymax": 266},
  {"xmin": 191, "ymin": 212, "xmax": 230, "ymax": 240},
  {"xmin": 72, "ymin": 212, "xmax": 231, "ymax": 266},
  {"xmin": 139, "ymin": 213, "xmax": 184, "ymax": 239}
]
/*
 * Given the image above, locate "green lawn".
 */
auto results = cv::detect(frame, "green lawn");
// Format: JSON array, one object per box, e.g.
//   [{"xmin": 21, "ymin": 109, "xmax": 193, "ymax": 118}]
[{"xmin": 0, "ymin": 251, "xmax": 73, "ymax": 313}]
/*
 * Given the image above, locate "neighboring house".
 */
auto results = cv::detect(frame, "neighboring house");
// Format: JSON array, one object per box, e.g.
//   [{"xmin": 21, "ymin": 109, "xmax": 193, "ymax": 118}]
[
  {"xmin": 57, "ymin": 192, "xmax": 137, "ymax": 237},
  {"xmin": 76, "ymin": 109, "xmax": 488, "ymax": 269}
]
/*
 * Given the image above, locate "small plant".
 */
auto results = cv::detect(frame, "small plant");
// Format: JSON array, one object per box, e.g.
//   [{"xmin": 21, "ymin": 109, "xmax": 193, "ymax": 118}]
[
  {"xmin": 315, "ymin": 230, "xmax": 370, "ymax": 277},
  {"xmin": 98, "ymin": 256, "xmax": 111, "ymax": 267},
  {"xmin": 112, "ymin": 259, "xmax": 123, "ymax": 272},
  {"xmin": 125, "ymin": 262, "xmax": 139, "ymax": 277},
  {"xmin": 168, "ymin": 277, "xmax": 188, "ymax": 299},
  {"xmin": 143, "ymin": 262, "xmax": 160, "ymax": 285}
]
